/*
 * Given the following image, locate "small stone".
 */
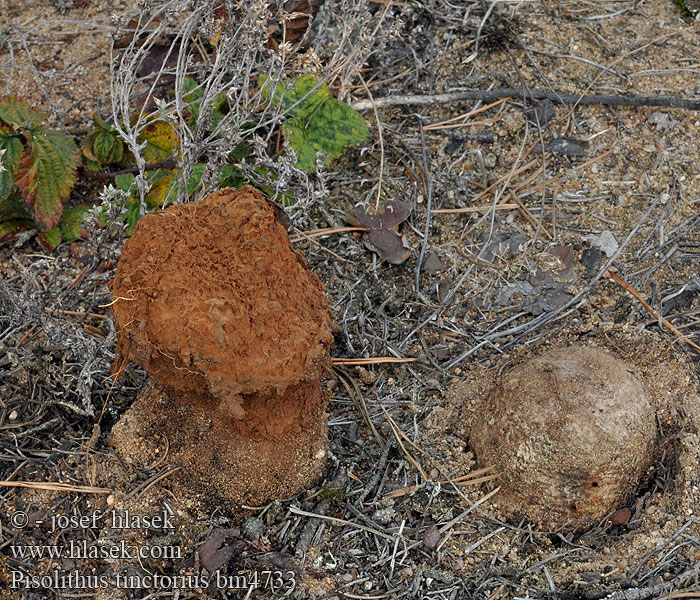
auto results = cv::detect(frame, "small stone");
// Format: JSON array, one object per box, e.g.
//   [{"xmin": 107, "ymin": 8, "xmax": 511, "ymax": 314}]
[
  {"xmin": 423, "ymin": 525, "xmax": 441, "ymax": 550},
  {"xmin": 580, "ymin": 247, "xmax": 603, "ymax": 278},
  {"xmin": 610, "ymin": 507, "xmax": 631, "ymax": 525},
  {"xmin": 8, "ymin": 410, "xmax": 18, "ymax": 421},
  {"xmin": 423, "ymin": 251, "xmax": 446, "ymax": 274},
  {"xmin": 242, "ymin": 517, "xmax": 265, "ymax": 542},
  {"xmin": 585, "ymin": 230, "xmax": 618, "ymax": 257}
]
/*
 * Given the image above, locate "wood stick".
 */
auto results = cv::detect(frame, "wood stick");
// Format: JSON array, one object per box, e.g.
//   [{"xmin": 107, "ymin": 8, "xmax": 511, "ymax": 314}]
[
  {"xmin": 352, "ymin": 88, "xmax": 700, "ymax": 112},
  {"xmin": 432, "ymin": 203, "xmax": 517, "ymax": 215},
  {"xmin": 0, "ymin": 480, "xmax": 111, "ymax": 494},
  {"xmin": 331, "ymin": 357, "xmax": 415, "ymax": 365}
]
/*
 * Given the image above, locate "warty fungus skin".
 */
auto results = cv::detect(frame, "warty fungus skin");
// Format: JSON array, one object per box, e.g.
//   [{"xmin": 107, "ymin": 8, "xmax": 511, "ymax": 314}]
[
  {"xmin": 109, "ymin": 186, "xmax": 333, "ymax": 507},
  {"xmin": 470, "ymin": 346, "xmax": 657, "ymax": 531}
]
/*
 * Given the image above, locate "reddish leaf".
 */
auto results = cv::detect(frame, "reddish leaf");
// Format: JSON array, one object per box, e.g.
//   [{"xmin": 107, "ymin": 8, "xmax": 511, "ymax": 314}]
[
  {"xmin": 199, "ymin": 530, "xmax": 237, "ymax": 572},
  {"xmin": 348, "ymin": 200, "xmax": 411, "ymax": 264},
  {"xmin": 15, "ymin": 127, "xmax": 80, "ymax": 230}
]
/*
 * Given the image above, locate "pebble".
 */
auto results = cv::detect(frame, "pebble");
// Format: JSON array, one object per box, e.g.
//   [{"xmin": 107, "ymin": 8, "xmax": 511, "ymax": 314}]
[
  {"xmin": 8, "ymin": 410, "xmax": 18, "ymax": 421},
  {"xmin": 423, "ymin": 525, "xmax": 441, "ymax": 550}
]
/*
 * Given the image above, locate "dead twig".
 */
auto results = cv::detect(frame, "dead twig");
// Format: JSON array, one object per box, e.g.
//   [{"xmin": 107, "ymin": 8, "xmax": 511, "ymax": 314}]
[
  {"xmin": 289, "ymin": 226, "xmax": 365, "ymax": 243},
  {"xmin": 331, "ymin": 357, "xmax": 415, "ymax": 365},
  {"xmin": 432, "ymin": 203, "xmax": 517, "ymax": 215},
  {"xmin": 352, "ymin": 88, "xmax": 700, "ymax": 112},
  {"xmin": 384, "ymin": 465, "xmax": 498, "ymax": 499},
  {"xmin": 0, "ymin": 480, "xmax": 111, "ymax": 494}
]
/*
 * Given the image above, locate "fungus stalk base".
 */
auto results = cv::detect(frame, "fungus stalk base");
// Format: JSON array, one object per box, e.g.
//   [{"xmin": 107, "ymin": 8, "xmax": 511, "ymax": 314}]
[{"xmin": 109, "ymin": 379, "xmax": 328, "ymax": 510}]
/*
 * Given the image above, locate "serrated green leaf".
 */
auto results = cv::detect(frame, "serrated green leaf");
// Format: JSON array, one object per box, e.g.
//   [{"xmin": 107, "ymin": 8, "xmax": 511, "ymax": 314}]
[
  {"xmin": 83, "ymin": 157, "xmax": 103, "ymax": 172},
  {"xmin": 84, "ymin": 115, "xmax": 124, "ymax": 166},
  {"xmin": 42, "ymin": 225, "xmax": 62, "ymax": 248},
  {"xmin": 284, "ymin": 96, "xmax": 368, "ymax": 170},
  {"xmin": 125, "ymin": 198, "xmax": 141, "ymax": 235},
  {"xmin": 186, "ymin": 164, "xmax": 206, "ymax": 195},
  {"xmin": 81, "ymin": 130, "xmax": 100, "ymax": 162},
  {"xmin": 260, "ymin": 74, "xmax": 368, "ymax": 171},
  {"xmin": 142, "ymin": 165, "xmax": 208, "ymax": 207},
  {"xmin": 94, "ymin": 131, "xmax": 118, "ymax": 163},
  {"xmin": 260, "ymin": 74, "xmax": 329, "ymax": 121},
  {"xmin": 59, "ymin": 204, "xmax": 91, "ymax": 241},
  {"xmin": 0, "ymin": 135, "xmax": 23, "ymax": 199},
  {"xmin": 109, "ymin": 137, "xmax": 124, "ymax": 164},
  {"xmin": 0, "ymin": 96, "xmax": 44, "ymax": 129},
  {"xmin": 231, "ymin": 141, "xmax": 249, "ymax": 160},
  {"xmin": 144, "ymin": 168, "xmax": 177, "ymax": 207},
  {"xmin": 15, "ymin": 126, "xmax": 81, "ymax": 230},
  {"xmin": 115, "ymin": 173, "xmax": 135, "ymax": 192}
]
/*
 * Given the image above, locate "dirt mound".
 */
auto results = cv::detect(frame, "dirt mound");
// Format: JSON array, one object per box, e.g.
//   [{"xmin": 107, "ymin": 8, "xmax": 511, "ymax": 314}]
[
  {"xmin": 470, "ymin": 346, "xmax": 657, "ymax": 530},
  {"xmin": 109, "ymin": 186, "xmax": 333, "ymax": 508}
]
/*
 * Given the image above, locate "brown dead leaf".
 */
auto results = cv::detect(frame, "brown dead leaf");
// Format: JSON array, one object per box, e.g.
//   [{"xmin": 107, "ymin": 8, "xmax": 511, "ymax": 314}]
[
  {"xmin": 347, "ymin": 200, "xmax": 411, "ymax": 264},
  {"xmin": 199, "ymin": 529, "xmax": 241, "ymax": 571}
]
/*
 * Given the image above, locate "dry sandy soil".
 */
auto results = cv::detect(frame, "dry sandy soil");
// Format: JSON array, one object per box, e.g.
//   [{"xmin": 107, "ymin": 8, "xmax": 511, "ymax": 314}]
[{"xmin": 1, "ymin": 1, "xmax": 700, "ymax": 599}]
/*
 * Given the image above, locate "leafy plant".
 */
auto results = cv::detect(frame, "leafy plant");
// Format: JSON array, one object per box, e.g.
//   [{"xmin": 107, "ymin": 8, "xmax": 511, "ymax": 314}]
[
  {"xmin": 0, "ymin": 97, "xmax": 81, "ymax": 245},
  {"xmin": 82, "ymin": 114, "xmax": 124, "ymax": 170},
  {"xmin": 80, "ymin": 79, "xmax": 279, "ymax": 233},
  {"xmin": 260, "ymin": 74, "xmax": 369, "ymax": 171}
]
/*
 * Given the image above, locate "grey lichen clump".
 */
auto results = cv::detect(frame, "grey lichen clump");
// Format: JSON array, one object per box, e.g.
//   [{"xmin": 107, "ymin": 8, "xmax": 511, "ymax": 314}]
[{"xmin": 470, "ymin": 346, "xmax": 657, "ymax": 530}]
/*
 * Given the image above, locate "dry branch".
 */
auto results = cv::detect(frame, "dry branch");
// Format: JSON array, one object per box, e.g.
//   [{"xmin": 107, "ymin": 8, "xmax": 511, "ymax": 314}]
[
  {"xmin": 0, "ymin": 480, "xmax": 111, "ymax": 494},
  {"xmin": 352, "ymin": 89, "xmax": 700, "ymax": 111}
]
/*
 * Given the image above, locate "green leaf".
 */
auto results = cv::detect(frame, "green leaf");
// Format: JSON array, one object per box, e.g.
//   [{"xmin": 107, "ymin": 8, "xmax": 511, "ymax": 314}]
[
  {"xmin": 15, "ymin": 125, "xmax": 81, "ymax": 230},
  {"xmin": 94, "ymin": 131, "xmax": 123, "ymax": 163},
  {"xmin": 0, "ymin": 96, "xmax": 44, "ymax": 129},
  {"xmin": 59, "ymin": 204, "xmax": 91, "ymax": 241},
  {"xmin": 260, "ymin": 74, "xmax": 329, "ymax": 121},
  {"xmin": 115, "ymin": 173, "xmax": 135, "ymax": 192},
  {"xmin": 125, "ymin": 198, "xmax": 141, "ymax": 235},
  {"xmin": 186, "ymin": 164, "xmax": 206, "ymax": 195},
  {"xmin": 83, "ymin": 157, "xmax": 103, "ymax": 172},
  {"xmin": 0, "ymin": 190, "xmax": 30, "ymax": 219},
  {"xmin": 81, "ymin": 130, "xmax": 100, "ymax": 162},
  {"xmin": 231, "ymin": 141, "xmax": 249, "ymax": 160},
  {"xmin": 42, "ymin": 225, "xmax": 63, "ymax": 249},
  {"xmin": 83, "ymin": 115, "xmax": 125, "ymax": 166},
  {"xmin": 144, "ymin": 168, "xmax": 177, "ymax": 207},
  {"xmin": 0, "ymin": 135, "xmax": 23, "ymax": 199},
  {"xmin": 284, "ymin": 96, "xmax": 369, "ymax": 170},
  {"xmin": 260, "ymin": 74, "xmax": 368, "ymax": 171}
]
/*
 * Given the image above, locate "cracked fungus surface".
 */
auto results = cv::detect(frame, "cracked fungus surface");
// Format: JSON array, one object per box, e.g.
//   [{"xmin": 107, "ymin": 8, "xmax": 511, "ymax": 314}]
[
  {"xmin": 470, "ymin": 346, "xmax": 657, "ymax": 530},
  {"xmin": 111, "ymin": 186, "xmax": 333, "ymax": 421}
]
